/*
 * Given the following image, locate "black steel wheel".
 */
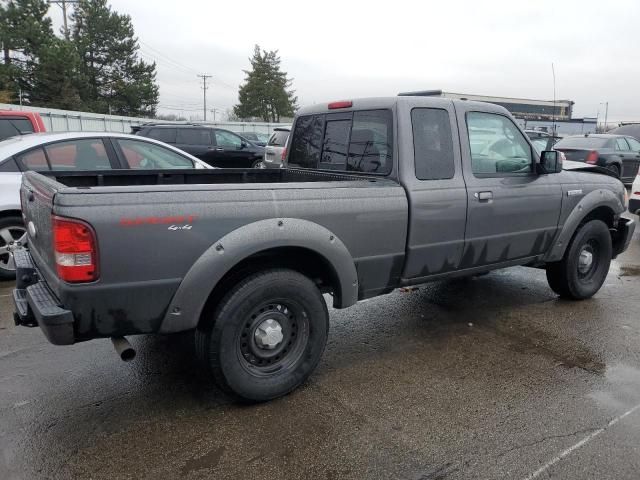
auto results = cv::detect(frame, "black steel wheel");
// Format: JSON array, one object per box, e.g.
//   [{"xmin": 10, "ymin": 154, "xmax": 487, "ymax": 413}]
[
  {"xmin": 196, "ymin": 268, "xmax": 329, "ymax": 402},
  {"xmin": 546, "ymin": 219, "xmax": 612, "ymax": 299}
]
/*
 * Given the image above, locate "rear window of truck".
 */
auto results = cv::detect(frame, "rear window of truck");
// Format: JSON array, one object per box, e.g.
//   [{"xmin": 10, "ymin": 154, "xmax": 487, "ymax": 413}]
[
  {"xmin": 288, "ymin": 109, "xmax": 393, "ymax": 174},
  {"xmin": 0, "ymin": 117, "xmax": 35, "ymax": 141}
]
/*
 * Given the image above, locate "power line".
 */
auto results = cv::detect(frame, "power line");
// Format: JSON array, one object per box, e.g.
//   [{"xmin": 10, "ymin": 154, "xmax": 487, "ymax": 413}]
[{"xmin": 197, "ymin": 74, "xmax": 212, "ymax": 121}]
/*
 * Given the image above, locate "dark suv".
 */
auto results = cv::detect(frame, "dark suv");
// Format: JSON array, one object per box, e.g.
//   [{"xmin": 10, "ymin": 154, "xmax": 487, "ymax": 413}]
[{"xmin": 134, "ymin": 124, "xmax": 264, "ymax": 168}]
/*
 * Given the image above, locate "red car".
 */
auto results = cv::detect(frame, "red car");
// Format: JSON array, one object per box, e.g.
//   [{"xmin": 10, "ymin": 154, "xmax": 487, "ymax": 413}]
[{"xmin": 0, "ymin": 110, "xmax": 46, "ymax": 142}]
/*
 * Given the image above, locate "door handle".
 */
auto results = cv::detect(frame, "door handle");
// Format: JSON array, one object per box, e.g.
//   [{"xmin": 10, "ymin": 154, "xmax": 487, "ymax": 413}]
[
  {"xmin": 475, "ymin": 191, "xmax": 493, "ymax": 201},
  {"xmin": 210, "ymin": 147, "xmax": 224, "ymax": 152}
]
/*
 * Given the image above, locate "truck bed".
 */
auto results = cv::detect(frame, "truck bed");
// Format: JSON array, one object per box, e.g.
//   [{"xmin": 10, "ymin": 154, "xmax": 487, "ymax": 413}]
[{"xmin": 40, "ymin": 167, "xmax": 378, "ymax": 188}]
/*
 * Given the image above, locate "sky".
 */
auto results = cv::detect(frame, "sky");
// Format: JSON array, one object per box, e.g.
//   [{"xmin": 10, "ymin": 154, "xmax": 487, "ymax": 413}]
[{"xmin": 48, "ymin": 0, "xmax": 640, "ymax": 122}]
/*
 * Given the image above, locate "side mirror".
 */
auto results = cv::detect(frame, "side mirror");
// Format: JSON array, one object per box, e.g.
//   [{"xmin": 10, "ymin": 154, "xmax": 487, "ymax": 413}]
[
  {"xmin": 239, "ymin": 141, "xmax": 248, "ymax": 150},
  {"xmin": 539, "ymin": 150, "xmax": 562, "ymax": 173}
]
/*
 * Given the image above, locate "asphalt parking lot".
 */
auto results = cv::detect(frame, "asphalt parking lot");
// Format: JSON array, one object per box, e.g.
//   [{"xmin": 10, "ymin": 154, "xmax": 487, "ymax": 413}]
[{"xmin": 1, "ymin": 217, "xmax": 639, "ymax": 480}]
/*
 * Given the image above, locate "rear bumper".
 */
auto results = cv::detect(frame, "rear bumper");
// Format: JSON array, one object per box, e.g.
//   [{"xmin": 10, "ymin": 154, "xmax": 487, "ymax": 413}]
[
  {"xmin": 12, "ymin": 249, "xmax": 75, "ymax": 345},
  {"xmin": 612, "ymin": 217, "xmax": 636, "ymax": 258}
]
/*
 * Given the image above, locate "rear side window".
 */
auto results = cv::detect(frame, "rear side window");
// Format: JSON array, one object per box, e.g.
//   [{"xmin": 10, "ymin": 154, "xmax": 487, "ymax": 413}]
[
  {"xmin": 45, "ymin": 139, "xmax": 111, "ymax": 170},
  {"xmin": 16, "ymin": 148, "xmax": 49, "ymax": 171},
  {"xmin": 411, "ymin": 108, "xmax": 454, "ymax": 180},
  {"xmin": 177, "ymin": 128, "xmax": 211, "ymax": 146},
  {"xmin": 289, "ymin": 115, "xmax": 325, "ymax": 169},
  {"xmin": 268, "ymin": 130, "xmax": 289, "ymax": 146},
  {"xmin": 615, "ymin": 138, "xmax": 630, "ymax": 151},
  {"xmin": 0, "ymin": 117, "xmax": 35, "ymax": 141},
  {"xmin": 289, "ymin": 110, "xmax": 393, "ymax": 174},
  {"xmin": 147, "ymin": 128, "xmax": 176, "ymax": 144}
]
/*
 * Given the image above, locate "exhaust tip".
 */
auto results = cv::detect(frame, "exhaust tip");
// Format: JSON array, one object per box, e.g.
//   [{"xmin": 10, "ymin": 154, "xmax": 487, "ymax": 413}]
[{"xmin": 111, "ymin": 337, "xmax": 136, "ymax": 362}]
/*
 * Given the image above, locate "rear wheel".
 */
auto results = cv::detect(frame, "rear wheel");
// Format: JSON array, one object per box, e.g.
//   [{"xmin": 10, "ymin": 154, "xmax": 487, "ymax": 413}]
[
  {"xmin": 0, "ymin": 216, "xmax": 27, "ymax": 280},
  {"xmin": 195, "ymin": 269, "xmax": 329, "ymax": 402},
  {"xmin": 545, "ymin": 219, "xmax": 612, "ymax": 299}
]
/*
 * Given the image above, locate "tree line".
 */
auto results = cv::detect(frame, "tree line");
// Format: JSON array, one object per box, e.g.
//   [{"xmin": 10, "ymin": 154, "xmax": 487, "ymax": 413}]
[{"xmin": 0, "ymin": 0, "xmax": 158, "ymax": 117}]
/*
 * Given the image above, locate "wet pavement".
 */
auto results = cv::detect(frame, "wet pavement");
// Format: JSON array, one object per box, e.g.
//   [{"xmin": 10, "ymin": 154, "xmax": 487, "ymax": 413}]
[{"xmin": 1, "ymin": 218, "xmax": 640, "ymax": 480}]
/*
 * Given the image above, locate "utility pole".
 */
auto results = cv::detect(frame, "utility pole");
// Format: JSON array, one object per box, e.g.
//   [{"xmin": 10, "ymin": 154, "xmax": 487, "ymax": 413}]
[
  {"xmin": 210, "ymin": 108, "xmax": 220, "ymax": 122},
  {"xmin": 197, "ymin": 74, "xmax": 212, "ymax": 121},
  {"xmin": 50, "ymin": 1, "xmax": 79, "ymax": 40},
  {"xmin": 604, "ymin": 102, "xmax": 609, "ymax": 132}
]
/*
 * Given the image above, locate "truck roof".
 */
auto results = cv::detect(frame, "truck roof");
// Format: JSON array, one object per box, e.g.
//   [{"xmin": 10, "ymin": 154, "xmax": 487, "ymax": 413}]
[{"xmin": 295, "ymin": 96, "xmax": 510, "ymax": 117}]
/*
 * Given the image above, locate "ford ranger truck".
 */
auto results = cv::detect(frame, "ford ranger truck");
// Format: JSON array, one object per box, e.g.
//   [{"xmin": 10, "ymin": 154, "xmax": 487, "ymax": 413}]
[{"xmin": 14, "ymin": 96, "xmax": 635, "ymax": 402}]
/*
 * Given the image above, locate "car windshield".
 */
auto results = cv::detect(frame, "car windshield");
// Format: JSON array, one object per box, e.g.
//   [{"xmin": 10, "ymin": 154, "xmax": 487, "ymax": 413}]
[{"xmin": 554, "ymin": 137, "xmax": 609, "ymax": 149}]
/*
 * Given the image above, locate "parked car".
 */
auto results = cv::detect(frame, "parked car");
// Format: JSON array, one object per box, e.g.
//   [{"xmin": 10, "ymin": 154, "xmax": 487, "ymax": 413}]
[
  {"xmin": 235, "ymin": 131, "xmax": 270, "ymax": 147},
  {"xmin": 524, "ymin": 130, "xmax": 561, "ymax": 155},
  {"xmin": 609, "ymin": 123, "xmax": 640, "ymax": 141},
  {"xmin": 13, "ymin": 96, "xmax": 634, "ymax": 402},
  {"xmin": 553, "ymin": 134, "xmax": 640, "ymax": 184},
  {"xmin": 262, "ymin": 127, "xmax": 290, "ymax": 168},
  {"xmin": 134, "ymin": 123, "xmax": 265, "ymax": 168},
  {"xmin": 0, "ymin": 132, "xmax": 211, "ymax": 280},
  {"xmin": 0, "ymin": 110, "xmax": 46, "ymax": 141},
  {"xmin": 630, "ymin": 171, "xmax": 640, "ymax": 215}
]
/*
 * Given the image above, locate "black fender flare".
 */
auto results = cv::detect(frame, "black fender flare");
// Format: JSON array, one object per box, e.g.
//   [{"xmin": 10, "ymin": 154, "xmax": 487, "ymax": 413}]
[
  {"xmin": 543, "ymin": 188, "xmax": 624, "ymax": 262},
  {"xmin": 159, "ymin": 218, "xmax": 358, "ymax": 333}
]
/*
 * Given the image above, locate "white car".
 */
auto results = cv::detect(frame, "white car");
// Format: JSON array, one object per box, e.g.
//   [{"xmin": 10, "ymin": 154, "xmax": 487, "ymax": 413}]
[
  {"xmin": 0, "ymin": 131, "xmax": 212, "ymax": 279},
  {"xmin": 262, "ymin": 127, "xmax": 291, "ymax": 168},
  {"xmin": 630, "ymin": 169, "xmax": 640, "ymax": 215}
]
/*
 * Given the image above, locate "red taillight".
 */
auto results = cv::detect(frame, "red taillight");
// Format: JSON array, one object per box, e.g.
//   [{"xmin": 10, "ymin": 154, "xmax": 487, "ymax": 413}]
[
  {"xmin": 585, "ymin": 150, "xmax": 599, "ymax": 164},
  {"xmin": 53, "ymin": 216, "xmax": 98, "ymax": 283},
  {"xmin": 281, "ymin": 147, "xmax": 287, "ymax": 161},
  {"xmin": 328, "ymin": 100, "xmax": 352, "ymax": 109}
]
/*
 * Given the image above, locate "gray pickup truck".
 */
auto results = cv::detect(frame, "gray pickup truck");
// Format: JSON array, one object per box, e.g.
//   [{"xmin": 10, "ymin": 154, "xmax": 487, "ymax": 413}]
[{"xmin": 13, "ymin": 96, "xmax": 635, "ymax": 402}]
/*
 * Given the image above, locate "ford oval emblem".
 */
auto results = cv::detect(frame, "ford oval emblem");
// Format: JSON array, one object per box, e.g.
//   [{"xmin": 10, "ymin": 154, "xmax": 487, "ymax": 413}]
[{"xmin": 28, "ymin": 221, "xmax": 37, "ymax": 238}]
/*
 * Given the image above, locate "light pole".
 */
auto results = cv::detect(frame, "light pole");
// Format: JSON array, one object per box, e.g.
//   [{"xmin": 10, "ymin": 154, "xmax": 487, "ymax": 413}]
[{"xmin": 598, "ymin": 102, "xmax": 609, "ymax": 132}]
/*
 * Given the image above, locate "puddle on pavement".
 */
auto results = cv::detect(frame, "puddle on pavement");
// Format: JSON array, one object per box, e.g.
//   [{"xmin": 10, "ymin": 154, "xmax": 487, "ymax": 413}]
[{"xmin": 589, "ymin": 364, "xmax": 640, "ymax": 411}]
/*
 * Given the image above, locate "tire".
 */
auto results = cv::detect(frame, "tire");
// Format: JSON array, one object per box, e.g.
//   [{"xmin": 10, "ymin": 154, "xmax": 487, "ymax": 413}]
[
  {"xmin": 545, "ymin": 219, "xmax": 612, "ymax": 300},
  {"xmin": 0, "ymin": 216, "xmax": 27, "ymax": 281},
  {"xmin": 606, "ymin": 164, "xmax": 620, "ymax": 178},
  {"xmin": 195, "ymin": 268, "xmax": 329, "ymax": 402}
]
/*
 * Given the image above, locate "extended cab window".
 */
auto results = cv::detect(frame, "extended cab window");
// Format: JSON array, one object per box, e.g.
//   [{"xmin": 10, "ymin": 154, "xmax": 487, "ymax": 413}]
[
  {"xmin": 411, "ymin": 108, "xmax": 454, "ymax": 180},
  {"xmin": 467, "ymin": 112, "xmax": 532, "ymax": 176},
  {"xmin": 45, "ymin": 139, "xmax": 111, "ymax": 170},
  {"xmin": 289, "ymin": 110, "xmax": 393, "ymax": 174},
  {"xmin": 16, "ymin": 148, "xmax": 49, "ymax": 171}
]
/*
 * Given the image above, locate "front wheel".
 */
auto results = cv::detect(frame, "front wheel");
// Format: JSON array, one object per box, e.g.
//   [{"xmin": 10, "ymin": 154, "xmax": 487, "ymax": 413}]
[
  {"xmin": 545, "ymin": 219, "xmax": 612, "ymax": 299},
  {"xmin": 195, "ymin": 269, "xmax": 329, "ymax": 402},
  {"xmin": 0, "ymin": 216, "xmax": 27, "ymax": 281}
]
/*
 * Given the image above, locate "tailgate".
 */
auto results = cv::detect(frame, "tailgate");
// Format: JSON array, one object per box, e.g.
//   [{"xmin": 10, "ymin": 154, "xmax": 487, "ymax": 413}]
[{"xmin": 20, "ymin": 172, "xmax": 64, "ymax": 282}]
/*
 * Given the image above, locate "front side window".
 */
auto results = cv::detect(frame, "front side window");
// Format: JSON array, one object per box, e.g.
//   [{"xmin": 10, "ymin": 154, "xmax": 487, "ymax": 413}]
[
  {"xmin": 411, "ymin": 108, "xmax": 454, "ymax": 180},
  {"xmin": 215, "ymin": 130, "xmax": 243, "ymax": 149},
  {"xmin": 117, "ymin": 139, "xmax": 194, "ymax": 169},
  {"xmin": 45, "ymin": 139, "xmax": 110, "ymax": 170},
  {"xmin": 177, "ymin": 129, "xmax": 211, "ymax": 146},
  {"xmin": 16, "ymin": 148, "xmax": 49, "ymax": 171},
  {"xmin": 467, "ymin": 112, "xmax": 532, "ymax": 175},
  {"xmin": 615, "ymin": 138, "xmax": 630, "ymax": 151}
]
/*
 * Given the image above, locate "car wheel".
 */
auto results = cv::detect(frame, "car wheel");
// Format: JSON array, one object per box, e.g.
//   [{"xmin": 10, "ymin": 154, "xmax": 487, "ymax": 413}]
[
  {"xmin": 545, "ymin": 219, "xmax": 612, "ymax": 300},
  {"xmin": 0, "ymin": 216, "xmax": 27, "ymax": 281},
  {"xmin": 606, "ymin": 164, "xmax": 620, "ymax": 177},
  {"xmin": 252, "ymin": 160, "xmax": 264, "ymax": 169},
  {"xmin": 195, "ymin": 268, "xmax": 329, "ymax": 402}
]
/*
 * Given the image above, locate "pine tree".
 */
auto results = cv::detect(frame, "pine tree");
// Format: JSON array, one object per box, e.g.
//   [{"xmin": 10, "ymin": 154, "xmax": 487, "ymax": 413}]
[
  {"xmin": 234, "ymin": 45, "xmax": 297, "ymax": 122},
  {"xmin": 72, "ymin": 0, "xmax": 159, "ymax": 116},
  {"xmin": 0, "ymin": 0, "xmax": 54, "ymax": 103}
]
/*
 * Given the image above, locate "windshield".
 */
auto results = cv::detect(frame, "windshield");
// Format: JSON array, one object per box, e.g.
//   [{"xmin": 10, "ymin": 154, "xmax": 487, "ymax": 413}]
[{"xmin": 554, "ymin": 137, "xmax": 610, "ymax": 149}]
